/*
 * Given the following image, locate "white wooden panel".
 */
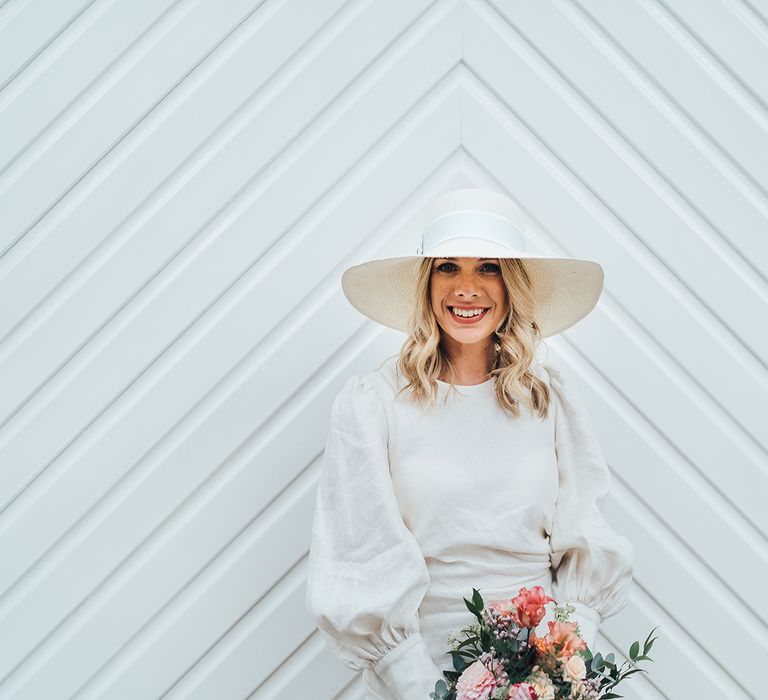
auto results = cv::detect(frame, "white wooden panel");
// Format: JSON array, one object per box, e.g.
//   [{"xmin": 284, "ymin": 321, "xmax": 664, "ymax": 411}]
[
  {"xmin": 0, "ymin": 0, "xmax": 92, "ymax": 87},
  {"xmin": 0, "ymin": 1, "xmax": 765, "ymax": 698}
]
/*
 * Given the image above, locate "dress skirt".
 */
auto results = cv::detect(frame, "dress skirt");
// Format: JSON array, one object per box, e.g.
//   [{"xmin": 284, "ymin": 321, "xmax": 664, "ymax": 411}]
[{"xmin": 361, "ymin": 553, "xmax": 554, "ymax": 699}]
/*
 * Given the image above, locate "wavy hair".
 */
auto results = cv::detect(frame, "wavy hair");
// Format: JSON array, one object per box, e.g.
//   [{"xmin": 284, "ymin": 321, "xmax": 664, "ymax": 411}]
[{"xmin": 386, "ymin": 257, "xmax": 552, "ymax": 419}]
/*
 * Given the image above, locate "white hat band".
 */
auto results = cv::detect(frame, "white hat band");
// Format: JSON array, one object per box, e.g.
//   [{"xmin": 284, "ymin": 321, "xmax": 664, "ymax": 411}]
[{"xmin": 418, "ymin": 209, "xmax": 526, "ymax": 255}]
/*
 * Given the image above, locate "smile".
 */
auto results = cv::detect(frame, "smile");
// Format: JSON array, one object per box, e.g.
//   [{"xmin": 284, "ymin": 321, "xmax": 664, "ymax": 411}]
[{"xmin": 448, "ymin": 306, "xmax": 490, "ymax": 324}]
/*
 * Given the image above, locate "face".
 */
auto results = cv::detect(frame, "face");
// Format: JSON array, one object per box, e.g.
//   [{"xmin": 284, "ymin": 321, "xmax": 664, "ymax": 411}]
[{"xmin": 429, "ymin": 257, "xmax": 507, "ymax": 346}]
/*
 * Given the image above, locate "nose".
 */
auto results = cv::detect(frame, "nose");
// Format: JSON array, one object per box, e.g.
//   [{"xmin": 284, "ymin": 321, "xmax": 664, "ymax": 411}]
[{"xmin": 453, "ymin": 270, "xmax": 482, "ymax": 299}]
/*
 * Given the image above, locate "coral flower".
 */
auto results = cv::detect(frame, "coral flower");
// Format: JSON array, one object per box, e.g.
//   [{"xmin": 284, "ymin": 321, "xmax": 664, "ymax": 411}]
[
  {"xmin": 531, "ymin": 629, "xmax": 553, "ymax": 657},
  {"xmin": 542, "ymin": 620, "xmax": 587, "ymax": 660},
  {"xmin": 511, "ymin": 586, "xmax": 555, "ymax": 629}
]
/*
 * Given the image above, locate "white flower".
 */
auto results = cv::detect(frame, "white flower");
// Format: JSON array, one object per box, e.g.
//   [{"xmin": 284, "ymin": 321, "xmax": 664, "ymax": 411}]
[{"xmin": 562, "ymin": 654, "xmax": 586, "ymax": 682}]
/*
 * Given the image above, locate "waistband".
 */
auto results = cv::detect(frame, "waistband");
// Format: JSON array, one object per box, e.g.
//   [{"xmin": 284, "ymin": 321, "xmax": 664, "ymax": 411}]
[{"xmin": 421, "ymin": 549, "xmax": 552, "ymax": 612}]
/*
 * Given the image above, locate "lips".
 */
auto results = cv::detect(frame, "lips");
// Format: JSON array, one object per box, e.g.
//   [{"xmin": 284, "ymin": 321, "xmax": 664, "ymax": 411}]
[{"xmin": 448, "ymin": 306, "xmax": 490, "ymax": 324}]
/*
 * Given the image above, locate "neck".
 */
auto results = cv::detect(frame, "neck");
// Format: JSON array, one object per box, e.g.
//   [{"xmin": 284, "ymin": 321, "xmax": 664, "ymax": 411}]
[{"xmin": 439, "ymin": 337, "xmax": 497, "ymax": 384}]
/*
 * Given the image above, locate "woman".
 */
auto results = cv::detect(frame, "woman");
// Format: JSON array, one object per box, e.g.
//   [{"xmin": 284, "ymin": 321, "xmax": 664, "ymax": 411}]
[{"xmin": 305, "ymin": 188, "xmax": 635, "ymax": 699}]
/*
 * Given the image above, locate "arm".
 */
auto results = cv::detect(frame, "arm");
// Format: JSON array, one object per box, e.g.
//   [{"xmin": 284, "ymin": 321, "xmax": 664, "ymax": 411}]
[
  {"xmin": 305, "ymin": 373, "xmax": 443, "ymax": 698},
  {"xmin": 544, "ymin": 361, "xmax": 635, "ymax": 650}
]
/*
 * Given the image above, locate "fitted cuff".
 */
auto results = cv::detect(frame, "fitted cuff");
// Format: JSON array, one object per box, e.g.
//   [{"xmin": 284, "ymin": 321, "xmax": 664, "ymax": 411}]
[
  {"xmin": 374, "ymin": 632, "xmax": 444, "ymax": 700},
  {"xmin": 568, "ymin": 602, "xmax": 602, "ymax": 651}
]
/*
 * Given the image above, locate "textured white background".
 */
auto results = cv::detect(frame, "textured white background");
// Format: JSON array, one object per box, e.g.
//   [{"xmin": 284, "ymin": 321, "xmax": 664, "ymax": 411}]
[{"xmin": 0, "ymin": 0, "xmax": 766, "ymax": 698}]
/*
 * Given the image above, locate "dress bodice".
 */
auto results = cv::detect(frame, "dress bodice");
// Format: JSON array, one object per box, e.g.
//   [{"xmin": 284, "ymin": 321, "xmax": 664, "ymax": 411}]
[{"xmin": 305, "ymin": 354, "xmax": 635, "ymax": 700}]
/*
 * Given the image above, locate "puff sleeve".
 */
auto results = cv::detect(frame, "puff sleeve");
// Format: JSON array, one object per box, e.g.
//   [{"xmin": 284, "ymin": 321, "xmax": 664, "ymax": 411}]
[
  {"xmin": 544, "ymin": 362, "xmax": 635, "ymax": 650},
  {"xmin": 305, "ymin": 374, "xmax": 443, "ymax": 699}
]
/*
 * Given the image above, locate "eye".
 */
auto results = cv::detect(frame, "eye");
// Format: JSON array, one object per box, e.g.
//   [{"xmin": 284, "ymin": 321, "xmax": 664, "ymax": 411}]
[
  {"xmin": 435, "ymin": 262, "xmax": 458, "ymax": 272},
  {"xmin": 433, "ymin": 261, "xmax": 500, "ymax": 273}
]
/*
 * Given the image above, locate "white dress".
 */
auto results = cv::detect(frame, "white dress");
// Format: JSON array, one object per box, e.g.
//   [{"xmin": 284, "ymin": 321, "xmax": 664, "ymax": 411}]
[{"xmin": 305, "ymin": 355, "xmax": 634, "ymax": 700}]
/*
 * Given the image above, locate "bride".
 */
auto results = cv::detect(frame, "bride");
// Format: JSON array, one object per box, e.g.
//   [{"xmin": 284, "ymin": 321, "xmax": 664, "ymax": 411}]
[{"xmin": 305, "ymin": 188, "xmax": 634, "ymax": 699}]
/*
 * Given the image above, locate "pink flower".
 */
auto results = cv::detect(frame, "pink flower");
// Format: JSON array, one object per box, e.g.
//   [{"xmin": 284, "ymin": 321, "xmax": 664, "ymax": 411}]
[
  {"xmin": 456, "ymin": 659, "xmax": 498, "ymax": 700},
  {"xmin": 507, "ymin": 682, "xmax": 539, "ymax": 700}
]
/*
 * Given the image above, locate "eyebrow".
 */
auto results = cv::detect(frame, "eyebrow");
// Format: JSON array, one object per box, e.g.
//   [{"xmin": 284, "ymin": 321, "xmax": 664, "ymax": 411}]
[{"xmin": 435, "ymin": 257, "xmax": 499, "ymax": 261}]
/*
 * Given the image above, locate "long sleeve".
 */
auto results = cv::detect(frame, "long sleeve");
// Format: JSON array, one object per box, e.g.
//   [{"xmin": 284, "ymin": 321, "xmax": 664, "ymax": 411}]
[
  {"xmin": 305, "ymin": 373, "xmax": 443, "ymax": 699},
  {"xmin": 544, "ymin": 361, "xmax": 635, "ymax": 650}
]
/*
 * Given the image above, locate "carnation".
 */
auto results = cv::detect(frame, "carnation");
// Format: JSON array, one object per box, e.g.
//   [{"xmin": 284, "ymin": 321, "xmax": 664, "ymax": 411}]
[
  {"xmin": 456, "ymin": 659, "xmax": 498, "ymax": 700},
  {"xmin": 525, "ymin": 666, "xmax": 555, "ymax": 700},
  {"xmin": 506, "ymin": 681, "xmax": 538, "ymax": 699}
]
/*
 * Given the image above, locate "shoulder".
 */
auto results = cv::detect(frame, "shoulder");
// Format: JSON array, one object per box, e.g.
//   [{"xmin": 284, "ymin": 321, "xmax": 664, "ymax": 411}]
[
  {"xmin": 368, "ymin": 354, "xmax": 401, "ymax": 395},
  {"xmin": 530, "ymin": 356, "xmax": 562, "ymax": 391},
  {"xmin": 530, "ymin": 358, "xmax": 553, "ymax": 382},
  {"xmin": 332, "ymin": 358, "xmax": 398, "ymax": 423},
  {"xmin": 532, "ymin": 356, "xmax": 578, "ymax": 414},
  {"xmin": 334, "ymin": 372, "xmax": 382, "ymax": 412},
  {"xmin": 529, "ymin": 347, "xmax": 572, "ymax": 390},
  {"xmin": 534, "ymin": 357, "xmax": 596, "ymax": 436},
  {"xmin": 341, "ymin": 355, "xmax": 400, "ymax": 408}
]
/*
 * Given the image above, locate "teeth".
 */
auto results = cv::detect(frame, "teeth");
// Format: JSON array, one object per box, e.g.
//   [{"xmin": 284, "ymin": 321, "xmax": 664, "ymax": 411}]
[{"xmin": 451, "ymin": 307, "xmax": 486, "ymax": 318}]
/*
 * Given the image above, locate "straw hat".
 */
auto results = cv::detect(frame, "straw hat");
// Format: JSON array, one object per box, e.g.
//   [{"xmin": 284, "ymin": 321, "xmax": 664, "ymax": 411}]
[{"xmin": 341, "ymin": 188, "xmax": 604, "ymax": 338}]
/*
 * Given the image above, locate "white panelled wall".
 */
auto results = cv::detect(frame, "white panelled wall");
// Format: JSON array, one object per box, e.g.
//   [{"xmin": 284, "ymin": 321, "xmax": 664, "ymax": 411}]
[{"xmin": 0, "ymin": 0, "xmax": 766, "ymax": 698}]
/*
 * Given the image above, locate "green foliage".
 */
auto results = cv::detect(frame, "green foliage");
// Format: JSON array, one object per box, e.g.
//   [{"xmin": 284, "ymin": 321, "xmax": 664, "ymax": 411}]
[
  {"xmin": 463, "ymin": 587, "xmax": 486, "ymax": 624},
  {"xmin": 584, "ymin": 625, "xmax": 661, "ymax": 698},
  {"xmin": 429, "ymin": 679, "xmax": 452, "ymax": 700}
]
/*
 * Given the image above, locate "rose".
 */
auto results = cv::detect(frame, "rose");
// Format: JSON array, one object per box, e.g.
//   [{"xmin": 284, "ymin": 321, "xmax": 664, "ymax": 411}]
[{"xmin": 562, "ymin": 653, "xmax": 586, "ymax": 682}]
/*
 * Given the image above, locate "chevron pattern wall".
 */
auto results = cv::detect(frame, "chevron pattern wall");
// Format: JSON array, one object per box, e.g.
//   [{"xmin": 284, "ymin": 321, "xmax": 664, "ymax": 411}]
[{"xmin": 1, "ymin": 0, "xmax": 766, "ymax": 698}]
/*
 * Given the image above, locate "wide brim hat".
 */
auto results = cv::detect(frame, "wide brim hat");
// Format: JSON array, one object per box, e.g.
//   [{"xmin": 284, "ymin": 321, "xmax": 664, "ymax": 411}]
[{"xmin": 341, "ymin": 188, "xmax": 604, "ymax": 338}]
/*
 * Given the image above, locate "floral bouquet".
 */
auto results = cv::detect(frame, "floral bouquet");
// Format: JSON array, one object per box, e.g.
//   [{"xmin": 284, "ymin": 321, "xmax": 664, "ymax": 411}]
[{"xmin": 430, "ymin": 586, "xmax": 657, "ymax": 700}]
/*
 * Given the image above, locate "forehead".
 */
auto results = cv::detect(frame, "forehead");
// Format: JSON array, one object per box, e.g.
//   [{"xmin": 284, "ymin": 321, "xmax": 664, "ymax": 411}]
[{"xmin": 433, "ymin": 257, "xmax": 499, "ymax": 261}]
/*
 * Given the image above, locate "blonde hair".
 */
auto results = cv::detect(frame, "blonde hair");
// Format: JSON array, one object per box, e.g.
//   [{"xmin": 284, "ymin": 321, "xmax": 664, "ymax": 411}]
[{"xmin": 387, "ymin": 257, "xmax": 552, "ymax": 419}]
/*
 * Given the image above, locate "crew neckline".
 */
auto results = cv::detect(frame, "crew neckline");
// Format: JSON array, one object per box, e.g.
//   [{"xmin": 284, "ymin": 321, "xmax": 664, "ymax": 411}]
[{"xmin": 436, "ymin": 376, "xmax": 495, "ymax": 393}]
